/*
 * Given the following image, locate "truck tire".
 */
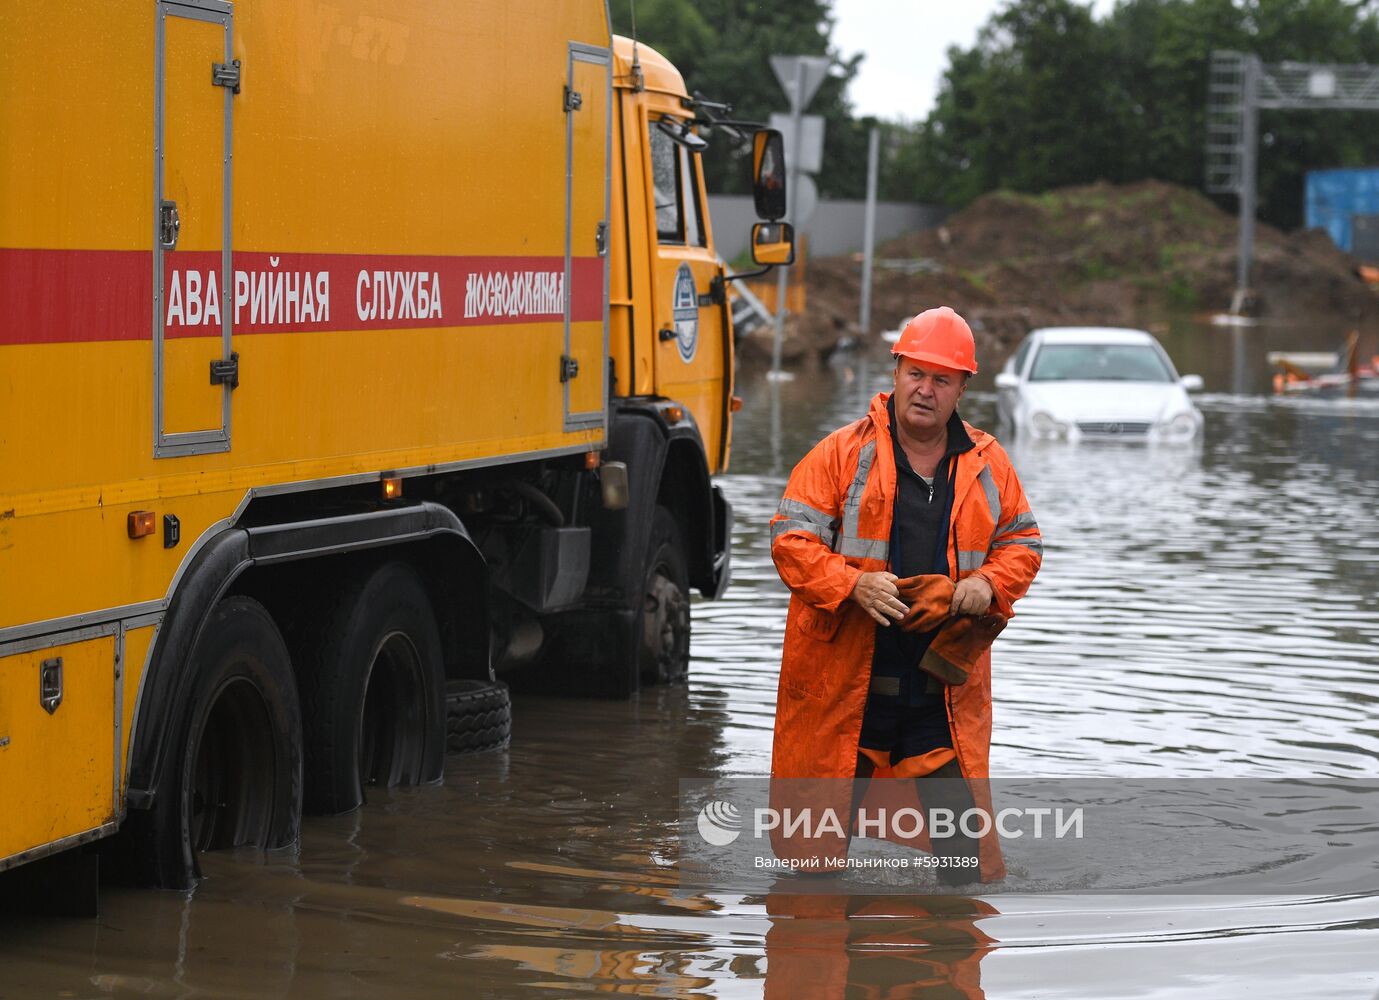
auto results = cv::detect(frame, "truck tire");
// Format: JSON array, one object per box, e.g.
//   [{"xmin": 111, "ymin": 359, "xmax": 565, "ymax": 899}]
[
  {"xmin": 638, "ymin": 506, "xmax": 691, "ymax": 685},
  {"xmin": 131, "ymin": 597, "xmax": 303, "ymax": 889},
  {"xmin": 445, "ymin": 679, "xmax": 511, "ymax": 754},
  {"xmin": 296, "ymin": 561, "xmax": 446, "ymax": 815}
]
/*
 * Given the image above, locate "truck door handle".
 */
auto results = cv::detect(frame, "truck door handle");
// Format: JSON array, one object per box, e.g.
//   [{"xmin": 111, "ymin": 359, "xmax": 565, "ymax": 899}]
[
  {"xmin": 39, "ymin": 657, "xmax": 63, "ymax": 714},
  {"xmin": 160, "ymin": 200, "xmax": 180, "ymax": 250}
]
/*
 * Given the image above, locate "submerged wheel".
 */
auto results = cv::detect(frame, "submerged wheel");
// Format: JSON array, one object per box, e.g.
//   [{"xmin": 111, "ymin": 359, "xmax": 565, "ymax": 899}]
[
  {"xmin": 296, "ymin": 561, "xmax": 446, "ymax": 815},
  {"xmin": 133, "ymin": 596, "xmax": 302, "ymax": 888},
  {"xmin": 190, "ymin": 674, "xmax": 280, "ymax": 852},
  {"xmin": 638, "ymin": 506, "xmax": 691, "ymax": 685},
  {"xmin": 445, "ymin": 679, "xmax": 512, "ymax": 754}
]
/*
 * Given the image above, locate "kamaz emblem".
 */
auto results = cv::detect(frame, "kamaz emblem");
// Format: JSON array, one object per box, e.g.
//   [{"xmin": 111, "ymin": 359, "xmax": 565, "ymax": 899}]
[{"xmin": 672, "ymin": 264, "xmax": 698, "ymax": 363}]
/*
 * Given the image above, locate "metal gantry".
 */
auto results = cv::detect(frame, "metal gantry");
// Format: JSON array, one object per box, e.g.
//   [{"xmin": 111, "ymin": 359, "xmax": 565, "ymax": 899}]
[{"xmin": 1206, "ymin": 51, "xmax": 1379, "ymax": 312}]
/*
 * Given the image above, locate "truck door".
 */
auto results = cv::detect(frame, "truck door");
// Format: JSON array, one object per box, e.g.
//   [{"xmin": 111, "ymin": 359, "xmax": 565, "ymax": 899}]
[
  {"xmin": 154, "ymin": 0, "xmax": 235, "ymax": 458},
  {"xmin": 647, "ymin": 119, "xmax": 729, "ymax": 471},
  {"xmin": 563, "ymin": 44, "xmax": 611, "ymax": 432}
]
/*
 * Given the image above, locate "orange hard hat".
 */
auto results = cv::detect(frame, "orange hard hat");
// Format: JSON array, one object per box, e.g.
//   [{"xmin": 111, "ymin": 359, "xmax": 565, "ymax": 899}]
[{"xmin": 893, "ymin": 306, "xmax": 978, "ymax": 374}]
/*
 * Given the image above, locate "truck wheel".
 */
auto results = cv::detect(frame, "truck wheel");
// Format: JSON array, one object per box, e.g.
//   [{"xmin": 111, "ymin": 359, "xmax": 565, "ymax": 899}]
[
  {"xmin": 297, "ymin": 561, "xmax": 445, "ymax": 815},
  {"xmin": 445, "ymin": 679, "xmax": 511, "ymax": 754},
  {"xmin": 136, "ymin": 597, "xmax": 302, "ymax": 889},
  {"xmin": 638, "ymin": 506, "xmax": 691, "ymax": 685}
]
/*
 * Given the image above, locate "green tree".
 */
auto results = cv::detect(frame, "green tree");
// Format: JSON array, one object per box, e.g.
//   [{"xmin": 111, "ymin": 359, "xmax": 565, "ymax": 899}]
[
  {"xmin": 911, "ymin": 0, "xmax": 1379, "ymax": 228},
  {"xmin": 1105, "ymin": 0, "xmax": 1379, "ymax": 226},
  {"xmin": 906, "ymin": 0, "xmax": 1118, "ymax": 205}
]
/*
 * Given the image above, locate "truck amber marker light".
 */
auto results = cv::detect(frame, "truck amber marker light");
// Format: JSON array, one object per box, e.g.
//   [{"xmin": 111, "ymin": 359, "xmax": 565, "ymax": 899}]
[
  {"xmin": 381, "ymin": 477, "xmax": 403, "ymax": 501},
  {"xmin": 127, "ymin": 511, "xmax": 157, "ymax": 539}
]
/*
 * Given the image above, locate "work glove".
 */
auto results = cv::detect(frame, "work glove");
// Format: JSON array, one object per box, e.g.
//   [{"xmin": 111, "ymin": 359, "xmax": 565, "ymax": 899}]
[
  {"xmin": 919, "ymin": 612, "xmax": 1007, "ymax": 685},
  {"xmin": 894, "ymin": 573, "xmax": 1008, "ymax": 685},
  {"xmin": 894, "ymin": 574, "xmax": 954, "ymax": 632}
]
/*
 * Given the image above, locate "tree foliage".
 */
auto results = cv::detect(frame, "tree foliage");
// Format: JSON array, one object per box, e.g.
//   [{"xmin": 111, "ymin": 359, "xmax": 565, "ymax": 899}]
[
  {"xmin": 905, "ymin": 0, "xmax": 1379, "ymax": 228},
  {"xmin": 612, "ymin": 0, "xmax": 1379, "ymax": 227}
]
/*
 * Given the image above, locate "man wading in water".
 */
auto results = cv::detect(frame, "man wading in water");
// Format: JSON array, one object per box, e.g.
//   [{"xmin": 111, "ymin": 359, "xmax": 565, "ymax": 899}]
[{"xmin": 768, "ymin": 306, "xmax": 1042, "ymax": 884}]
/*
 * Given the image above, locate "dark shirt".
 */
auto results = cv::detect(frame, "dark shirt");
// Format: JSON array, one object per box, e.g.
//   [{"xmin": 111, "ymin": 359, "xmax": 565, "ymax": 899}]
[{"xmin": 870, "ymin": 399, "xmax": 975, "ymax": 707}]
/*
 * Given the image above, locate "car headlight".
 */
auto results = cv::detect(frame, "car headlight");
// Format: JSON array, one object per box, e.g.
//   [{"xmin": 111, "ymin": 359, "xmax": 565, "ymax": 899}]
[
  {"xmin": 1030, "ymin": 411, "xmax": 1069, "ymax": 438},
  {"xmin": 1158, "ymin": 413, "xmax": 1198, "ymax": 437}
]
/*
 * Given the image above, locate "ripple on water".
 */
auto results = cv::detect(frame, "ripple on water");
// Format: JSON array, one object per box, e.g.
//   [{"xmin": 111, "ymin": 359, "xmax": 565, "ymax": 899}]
[{"xmin": 709, "ymin": 366, "xmax": 1379, "ymax": 781}]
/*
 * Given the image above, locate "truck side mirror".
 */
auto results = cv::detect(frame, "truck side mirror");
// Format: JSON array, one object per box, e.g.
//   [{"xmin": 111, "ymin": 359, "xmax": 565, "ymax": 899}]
[
  {"xmin": 752, "ymin": 130, "xmax": 786, "ymax": 221},
  {"xmin": 750, "ymin": 222, "xmax": 795, "ymax": 266}
]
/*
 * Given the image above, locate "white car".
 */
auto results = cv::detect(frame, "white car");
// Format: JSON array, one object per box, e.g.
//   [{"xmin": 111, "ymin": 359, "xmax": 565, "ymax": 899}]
[{"xmin": 995, "ymin": 327, "xmax": 1204, "ymax": 442}]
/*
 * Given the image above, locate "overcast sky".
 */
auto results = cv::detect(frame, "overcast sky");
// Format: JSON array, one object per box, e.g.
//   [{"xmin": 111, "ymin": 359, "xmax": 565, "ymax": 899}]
[{"xmin": 831, "ymin": 0, "xmax": 1116, "ymax": 121}]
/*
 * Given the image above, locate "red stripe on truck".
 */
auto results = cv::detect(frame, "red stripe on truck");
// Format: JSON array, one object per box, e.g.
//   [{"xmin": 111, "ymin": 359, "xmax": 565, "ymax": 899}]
[
  {"xmin": 0, "ymin": 248, "xmax": 605, "ymax": 346},
  {"xmin": 0, "ymin": 249, "xmax": 151, "ymax": 346}
]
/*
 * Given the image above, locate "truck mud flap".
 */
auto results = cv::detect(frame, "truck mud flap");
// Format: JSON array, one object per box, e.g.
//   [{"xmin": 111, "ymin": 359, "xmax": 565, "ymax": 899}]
[{"xmin": 708, "ymin": 485, "xmax": 733, "ymax": 600}]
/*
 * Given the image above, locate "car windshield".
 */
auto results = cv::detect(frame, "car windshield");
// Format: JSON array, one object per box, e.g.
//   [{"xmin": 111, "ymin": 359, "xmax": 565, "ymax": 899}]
[{"xmin": 1028, "ymin": 343, "xmax": 1175, "ymax": 383}]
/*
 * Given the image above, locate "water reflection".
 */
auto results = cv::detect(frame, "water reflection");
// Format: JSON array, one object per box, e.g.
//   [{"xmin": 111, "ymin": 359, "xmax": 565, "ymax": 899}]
[{"xmin": 763, "ymin": 892, "xmax": 996, "ymax": 999}]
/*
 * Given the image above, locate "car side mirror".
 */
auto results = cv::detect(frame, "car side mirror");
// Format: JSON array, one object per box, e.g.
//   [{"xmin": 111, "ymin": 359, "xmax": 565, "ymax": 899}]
[
  {"xmin": 994, "ymin": 372, "xmax": 1020, "ymax": 389},
  {"xmin": 750, "ymin": 222, "xmax": 795, "ymax": 266},
  {"xmin": 752, "ymin": 130, "xmax": 786, "ymax": 221},
  {"xmin": 1180, "ymin": 374, "xmax": 1204, "ymax": 391}
]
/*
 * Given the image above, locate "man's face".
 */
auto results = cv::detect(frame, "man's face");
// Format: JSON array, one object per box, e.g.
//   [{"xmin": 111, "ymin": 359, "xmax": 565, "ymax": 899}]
[{"xmin": 892, "ymin": 357, "xmax": 967, "ymax": 437}]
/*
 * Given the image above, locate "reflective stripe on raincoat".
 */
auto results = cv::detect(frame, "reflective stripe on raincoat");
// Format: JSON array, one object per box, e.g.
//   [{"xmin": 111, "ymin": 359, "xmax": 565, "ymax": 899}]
[{"xmin": 769, "ymin": 391, "xmax": 1042, "ymax": 882}]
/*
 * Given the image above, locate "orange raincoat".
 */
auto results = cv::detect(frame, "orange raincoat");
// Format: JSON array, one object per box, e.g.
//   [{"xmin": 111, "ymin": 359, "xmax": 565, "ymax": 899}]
[{"xmin": 769, "ymin": 392, "xmax": 1042, "ymax": 882}]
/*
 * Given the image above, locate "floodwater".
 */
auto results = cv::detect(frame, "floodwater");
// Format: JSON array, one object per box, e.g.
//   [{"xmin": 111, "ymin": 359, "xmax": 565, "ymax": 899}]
[{"xmin": 3, "ymin": 322, "xmax": 1378, "ymax": 998}]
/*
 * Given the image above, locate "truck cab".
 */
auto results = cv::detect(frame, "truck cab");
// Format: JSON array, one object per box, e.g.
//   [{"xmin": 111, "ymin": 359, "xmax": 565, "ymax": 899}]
[{"xmin": 609, "ymin": 38, "xmax": 733, "ymax": 472}]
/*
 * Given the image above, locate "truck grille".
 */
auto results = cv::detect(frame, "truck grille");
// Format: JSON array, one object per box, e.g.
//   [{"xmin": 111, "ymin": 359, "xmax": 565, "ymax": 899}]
[{"xmin": 1077, "ymin": 421, "xmax": 1151, "ymax": 436}]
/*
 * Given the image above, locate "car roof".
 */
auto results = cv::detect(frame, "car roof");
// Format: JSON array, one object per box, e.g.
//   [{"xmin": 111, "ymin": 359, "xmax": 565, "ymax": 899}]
[{"xmin": 1028, "ymin": 327, "xmax": 1156, "ymax": 345}]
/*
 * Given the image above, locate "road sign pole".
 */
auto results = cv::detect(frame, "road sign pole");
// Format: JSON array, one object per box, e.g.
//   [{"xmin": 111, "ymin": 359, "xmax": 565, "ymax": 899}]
[
  {"xmin": 769, "ymin": 61, "xmax": 804, "ymax": 381},
  {"xmin": 766, "ymin": 54, "xmax": 827, "ymax": 379},
  {"xmin": 859, "ymin": 126, "xmax": 880, "ymax": 335}
]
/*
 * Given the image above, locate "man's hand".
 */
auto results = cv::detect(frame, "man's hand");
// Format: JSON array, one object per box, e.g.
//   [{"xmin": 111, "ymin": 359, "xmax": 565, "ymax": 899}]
[
  {"xmin": 951, "ymin": 575, "xmax": 994, "ymax": 616},
  {"xmin": 851, "ymin": 571, "xmax": 907, "ymax": 626}
]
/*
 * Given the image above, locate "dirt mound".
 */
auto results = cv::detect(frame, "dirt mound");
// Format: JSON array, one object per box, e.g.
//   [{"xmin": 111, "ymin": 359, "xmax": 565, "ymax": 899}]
[{"xmin": 739, "ymin": 180, "xmax": 1379, "ymax": 368}]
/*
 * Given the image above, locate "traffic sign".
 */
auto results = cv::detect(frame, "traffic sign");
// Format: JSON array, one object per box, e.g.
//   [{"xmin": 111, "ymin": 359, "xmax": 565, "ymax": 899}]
[
  {"xmin": 770, "ymin": 55, "xmax": 830, "ymax": 111},
  {"xmin": 768, "ymin": 113, "xmax": 825, "ymax": 175}
]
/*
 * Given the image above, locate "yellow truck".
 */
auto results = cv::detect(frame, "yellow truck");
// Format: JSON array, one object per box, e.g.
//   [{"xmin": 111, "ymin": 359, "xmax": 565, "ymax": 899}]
[{"xmin": 0, "ymin": 0, "xmax": 792, "ymax": 895}]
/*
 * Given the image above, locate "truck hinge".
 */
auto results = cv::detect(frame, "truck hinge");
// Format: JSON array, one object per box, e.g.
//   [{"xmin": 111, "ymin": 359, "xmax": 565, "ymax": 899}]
[
  {"xmin": 560, "ymin": 354, "xmax": 580, "ymax": 382},
  {"xmin": 210, "ymin": 352, "xmax": 240, "ymax": 390},
  {"xmin": 698, "ymin": 275, "xmax": 726, "ymax": 307},
  {"xmin": 212, "ymin": 58, "xmax": 241, "ymax": 95},
  {"xmin": 564, "ymin": 86, "xmax": 583, "ymax": 112}
]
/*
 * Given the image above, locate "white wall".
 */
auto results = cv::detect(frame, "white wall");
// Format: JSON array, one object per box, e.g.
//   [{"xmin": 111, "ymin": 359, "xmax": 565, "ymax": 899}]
[{"xmin": 707, "ymin": 195, "xmax": 948, "ymax": 261}]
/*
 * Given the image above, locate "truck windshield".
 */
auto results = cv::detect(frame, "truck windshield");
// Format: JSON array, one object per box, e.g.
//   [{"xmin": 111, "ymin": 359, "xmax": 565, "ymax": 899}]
[
  {"xmin": 650, "ymin": 124, "xmax": 705, "ymax": 247},
  {"xmin": 1028, "ymin": 344, "xmax": 1175, "ymax": 383}
]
